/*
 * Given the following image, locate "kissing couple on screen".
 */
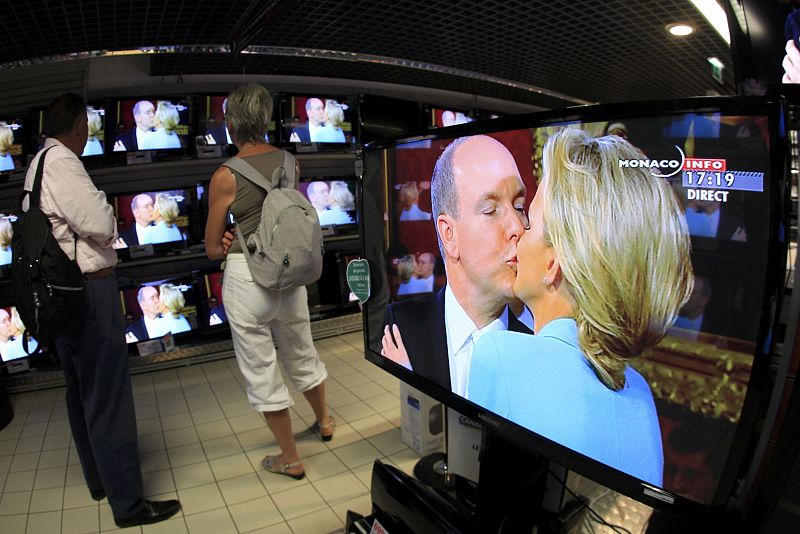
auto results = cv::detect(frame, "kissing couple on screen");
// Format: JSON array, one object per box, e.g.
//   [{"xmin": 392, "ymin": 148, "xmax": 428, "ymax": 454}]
[{"xmin": 382, "ymin": 131, "xmax": 694, "ymax": 486}]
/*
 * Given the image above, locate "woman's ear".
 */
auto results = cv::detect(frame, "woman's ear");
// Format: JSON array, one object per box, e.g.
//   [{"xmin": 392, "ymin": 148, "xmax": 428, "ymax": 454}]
[
  {"xmin": 546, "ymin": 250, "xmax": 564, "ymax": 288},
  {"xmin": 437, "ymin": 215, "xmax": 458, "ymax": 262}
]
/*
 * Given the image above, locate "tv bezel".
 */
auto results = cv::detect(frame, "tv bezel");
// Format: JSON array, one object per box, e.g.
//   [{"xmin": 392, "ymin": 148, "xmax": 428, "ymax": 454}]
[{"xmin": 359, "ymin": 95, "xmax": 789, "ymax": 524}]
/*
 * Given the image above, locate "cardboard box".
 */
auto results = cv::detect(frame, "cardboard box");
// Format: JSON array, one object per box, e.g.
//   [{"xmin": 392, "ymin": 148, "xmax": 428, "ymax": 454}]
[{"xmin": 400, "ymin": 382, "xmax": 445, "ymax": 456}]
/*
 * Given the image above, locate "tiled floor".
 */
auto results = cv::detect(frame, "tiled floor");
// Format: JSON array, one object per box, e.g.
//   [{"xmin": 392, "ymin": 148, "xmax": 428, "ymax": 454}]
[{"xmin": 0, "ymin": 331, "xmax": 421, "ymax": 534}]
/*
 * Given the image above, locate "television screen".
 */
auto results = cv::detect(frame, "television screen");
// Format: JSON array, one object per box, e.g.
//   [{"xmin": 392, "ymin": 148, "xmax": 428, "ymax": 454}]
[
  {"xmin": 299, "ymin": 179, "xmax": 357, "ymax": 228},
  {"xmin": 198, "ymin": 94, "xmax": 276, "ymax": 146},
  {"xmin": 0, "ymin": 118, "xmax": 25, "ymax": 173},
  {"xmin": 81, "ymin": 105, "xmax": 106, "ymax": 157},
  {"xmin": 111, "ymin": 189, "xmax": 191, "ymax": 251},
  {"xmin": 110, "ymin": 98, "xmax": 190, "ymax": 152},
  {"xmin": 121, "ymin": 275, "xmax": 199, "ymax": 344},
  {"xmin": 280, "ymin": 95, "xmax": 355, "ymax": 144},
  {"xmin": 200, "ymin": 271, "xmax": 227, "ymax": 327},
  {"xmin": 0, "ymin": 214, "xmax": 15, "ymax": 277},
  {"xmin": 0, "ymin": 306, "xmax": 39, "ymax": 362},
  {"xmin": 430, "ymin": 107, "xmax": 475, "ymax": 129},
  {"xmin": 361, "ymin": 97, "xmax": 787, "ymax": 516}
]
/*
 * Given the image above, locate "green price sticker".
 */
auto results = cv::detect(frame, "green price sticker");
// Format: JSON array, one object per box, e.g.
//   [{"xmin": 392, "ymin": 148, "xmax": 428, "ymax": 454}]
[{"xmin": 346, "ymin": 259, "xmax": 371, "ymax": 303}]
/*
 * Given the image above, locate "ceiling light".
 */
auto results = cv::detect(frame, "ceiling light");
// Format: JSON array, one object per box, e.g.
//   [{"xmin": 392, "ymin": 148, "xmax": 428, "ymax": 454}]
[
  {"xmin": 689, "ymin": 0, "xmax": 731, "ymax": 45},
  {"xmin": 667, "ymin": 23, "xmax": 694, "ymax": 37}
]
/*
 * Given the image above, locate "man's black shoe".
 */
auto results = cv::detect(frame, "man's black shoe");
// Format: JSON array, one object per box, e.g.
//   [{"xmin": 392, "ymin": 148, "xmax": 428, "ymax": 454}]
[
  {"xmin": 90, "ymin": 489, "xmax": 106, "ymax": 501},
  {"xmin": 114, "ymin": 499, "xmax": 181, "ymax": 528}
]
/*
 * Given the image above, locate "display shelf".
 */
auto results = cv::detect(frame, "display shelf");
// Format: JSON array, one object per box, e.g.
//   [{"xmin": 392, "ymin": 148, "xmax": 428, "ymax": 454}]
[{"xmin": 3, "ymin": 312, "xmax": 363, "ymax": 394}]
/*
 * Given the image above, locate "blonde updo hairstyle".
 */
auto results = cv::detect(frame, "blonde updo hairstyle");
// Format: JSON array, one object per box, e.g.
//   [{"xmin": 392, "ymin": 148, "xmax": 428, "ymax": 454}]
[
  {"xmin": 159, "ymin": 283, "xmax": 185, "ymax": 319},
  {"xmin": 540, "ymin": 128, "xmax": 693, "ymax": 390},
  {"xmin": 155, "ymin": 193, "xmax": 180, "ymax": 228}
]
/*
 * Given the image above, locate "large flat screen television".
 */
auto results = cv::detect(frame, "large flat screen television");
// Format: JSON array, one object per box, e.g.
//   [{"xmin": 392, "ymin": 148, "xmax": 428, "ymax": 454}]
[
  {"xmin": 196, "ymin": 93, "xmax": 277, "ymax": 149},
  {"xmin": 299, "ymin": 178, "xmax": 358, "ymax": 234},
  {"xmin": 360, "ymin": 96, "xmax": 788, "ymax": 523}
]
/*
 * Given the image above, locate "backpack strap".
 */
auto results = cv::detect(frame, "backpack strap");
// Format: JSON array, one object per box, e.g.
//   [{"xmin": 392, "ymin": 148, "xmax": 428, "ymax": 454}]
[
  {"xmin": 18, "ymin": 146, "xmax": 55, "ymax": 211},
  {"xmin": 222, "ymin": 156, "xmax": 275, "ymax": 193}
]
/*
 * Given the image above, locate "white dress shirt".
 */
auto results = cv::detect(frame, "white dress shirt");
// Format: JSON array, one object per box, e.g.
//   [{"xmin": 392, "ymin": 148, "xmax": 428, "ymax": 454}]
[
  {"xmin": 444, "ymin": 284, "xmax": 509, "ymax": 397},
  {"xmin": 23, "ymin": 139, "xmax": 117, "ymax": 274}
]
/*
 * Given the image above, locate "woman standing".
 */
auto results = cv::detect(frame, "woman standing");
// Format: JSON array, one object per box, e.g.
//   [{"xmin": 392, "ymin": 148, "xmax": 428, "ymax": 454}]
[{"xmin": 205, "ymin": 83, "xmax": 334, "ymax": 480}]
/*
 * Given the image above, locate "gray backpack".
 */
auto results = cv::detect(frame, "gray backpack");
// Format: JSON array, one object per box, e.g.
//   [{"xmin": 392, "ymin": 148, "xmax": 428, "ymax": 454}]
[{"xmin": 223, "ymin": 152, "xmax": 323, "ymax": 290}]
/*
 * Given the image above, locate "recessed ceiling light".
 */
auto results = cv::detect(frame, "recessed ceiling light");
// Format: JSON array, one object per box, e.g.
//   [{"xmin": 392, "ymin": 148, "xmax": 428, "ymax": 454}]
[{"xmin": 666, "ymin": 23, "xmax": 694, "ymax": 37}]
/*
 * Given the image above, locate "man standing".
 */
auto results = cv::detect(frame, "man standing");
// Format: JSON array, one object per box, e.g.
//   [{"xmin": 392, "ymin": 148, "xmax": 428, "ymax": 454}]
[
  {"xmin": 383, "ymin": 135, "xmax": 534, "ymax": 395},
  {"xmin": 289, "ymin": 97, "xmax": 325, "ymax": 142},
  {"xmin": 25, "ymin": 93, "xmax": 180, "ymax": 528},
  {"xmin": 113, "ymin": 100, "xmax": 155, "ymax": 151},
  {"xmin": 116, "ymin": 193, "xmax": 155, "ymax": 247}
]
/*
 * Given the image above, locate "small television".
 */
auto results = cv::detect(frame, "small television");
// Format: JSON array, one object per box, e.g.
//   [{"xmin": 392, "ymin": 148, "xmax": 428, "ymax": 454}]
[
  {"xmin": 81, "ymin": 104, "xmax": 107, "ymax": 159},
  {"xmin": 0, "ymin": 116, "xmax": 27, "ymax": 174},
  {"xmin": 110, "ymin": 188, "xmax": 196, "ymax": 260},
  {"xmin": 358, "ymin": 94, "xmax": 426, "ymax": 143},
  {"xmin": 0, "ymin": 305, "xmax": 40, "ymax": 362},
  {"xmin": 279, "ymin": 94, "xmax": 356, "ymax": 148},
  {"xmin": 109, "ymin": 97, "xmax": 191, "ymax": 157},
  {"xmin": 196, "ymin": 93, "xmax": 277, "ymax": 150},
  {"xmin": 428, "ymin": 106, "xmax": 475, "ymax": 129},
  {"xmin": 360, "ymin": 96, "xmax": 788, "ymax": 525},
  {"xmin": 121, "ymin": 273, "xmax": 200, "ymax": 345},
  {"xmin": 299, "ymin": 178, "xmax": 358, "ymax": 234},
  {"xmin": 199, "ymin": 270, "xmax": 227, "ymax": 328},
  {"xmin": 0, "ymin": 214, "xmax": 16, "ymax": 279}
]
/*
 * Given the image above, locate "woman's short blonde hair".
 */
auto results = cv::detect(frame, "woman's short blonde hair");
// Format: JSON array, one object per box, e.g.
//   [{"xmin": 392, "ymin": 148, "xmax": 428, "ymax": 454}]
[
  {"xmin": 330, "ymin": 181, "xmax": 355, "ymax": 211},
  {"xmin": 225, "ymin": 83, "xmax": 272, "ymax": 145},
  {"xmin": 396, "ymin": 255, "xmax": 416, "ymax": 284},
  {"xmin": 324, "ymin": 100, "xmax": 345, "ymax": 129},
  {"xmin": 86, "ymin": 107, "xmax": 102, "ymax": 138},
  {"xmin": 0, "ymin": 217, "xmax": 12, "ymax": 249},
  {"xmin": 155, "ymin": 193, "xmax": 180, "ymax": 228},
  {"xmin": 540, "ymin": 128, "xmax": 693, "ymax": 390},
  {"xmin": 0, "ymin": 123, "xmax": 13, "ymax": 155},
  {"xmin": 159, "ymin": 284, "xmax": 185, "ymax": 318},
  {"xmin": 10, "ymin": 307, "xmax": 25, "ymax": 338},
  {"xmin": 156, "ymin": 101, "xmax": 180, "ymax": 133}
]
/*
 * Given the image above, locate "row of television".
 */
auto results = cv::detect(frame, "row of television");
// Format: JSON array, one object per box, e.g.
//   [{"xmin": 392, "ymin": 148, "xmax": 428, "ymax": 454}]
[
  {"xmin": 0, "ymin": 176, "xmax": 359, "ymax": 277},
  {"xmin": 0, "ymin": 92, "xmax": 488, "ymax": 173},
  {"xmin": 1, "ymin": 248, "xmax": 361, "ymax": 365}
]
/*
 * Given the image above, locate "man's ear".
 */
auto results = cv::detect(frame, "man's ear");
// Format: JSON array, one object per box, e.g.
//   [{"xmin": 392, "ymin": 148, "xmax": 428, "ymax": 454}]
[{"xmin": 436, "ymin": 214, "xmax": 458, "ymax": 262}]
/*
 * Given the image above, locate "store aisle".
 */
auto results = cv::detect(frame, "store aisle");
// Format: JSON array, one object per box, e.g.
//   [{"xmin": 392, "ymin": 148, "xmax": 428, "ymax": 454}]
[{"xmin": 0, "ymin": 332, "xmax": 419, "ymax": 534}]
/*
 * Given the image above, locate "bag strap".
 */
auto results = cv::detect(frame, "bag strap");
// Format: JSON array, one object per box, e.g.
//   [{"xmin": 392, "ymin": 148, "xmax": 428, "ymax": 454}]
[
  {"xmin": 18, "ymin": 146, "xmax": 55, "ymax": 210},
  {"xmin": 222, "ymin": 156, "xmax": 276, "ymax": 193}
]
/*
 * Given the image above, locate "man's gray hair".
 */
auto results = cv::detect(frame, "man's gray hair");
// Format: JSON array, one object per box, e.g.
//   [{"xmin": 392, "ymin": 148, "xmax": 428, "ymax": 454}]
[
  {"xmin": 225, "ymin": 83, "xmax": 273, "ymax": 145},
  {"xmin": 130, "ymin": 193, "xmax": 152, "ymax": 212},
  {"xmin": 430, "ymin": 136, "xmax": 472, "ymax": 259},
  {"xmin": 305, "ymin": 98, "xmax": 321, "ymax": 112},
  {"xmin": 137, "ymin": 286, "xmax": 154, "ymax": 304}
]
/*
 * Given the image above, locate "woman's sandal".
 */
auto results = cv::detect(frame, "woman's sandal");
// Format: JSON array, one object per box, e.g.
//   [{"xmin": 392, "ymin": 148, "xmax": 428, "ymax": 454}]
[
  {"xmin": 318, "ymin": 416, "xmax": 336, "ymax": 442},
  {"xmin": 261, "ymin": 455, "xmax": 306, "ymax": 480}
]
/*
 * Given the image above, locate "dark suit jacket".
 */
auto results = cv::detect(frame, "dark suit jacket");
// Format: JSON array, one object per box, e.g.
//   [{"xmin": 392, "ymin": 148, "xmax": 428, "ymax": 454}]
[
  {"xmin": 290, "ymin": 124, "xmax": 311, "ymax": 143},
  {"xmin": 717, "ymin": 211, "xmax": 746, "ymax": 241},
  {"xmin": 115, "ymin": 130, "xmax": 138, "ymax": 151},
  {"xmin": 385, "ymin": 286, "xmax": 534, "ymax": 391},
  {"xmin": 119, "ymin": 226, "xmax": 140, "ymax": 247},
  {"xmin": 208, "ymin": 124, "xmax": 229, "ymax": 145},
  {"xmin": 125, "ymin": 318, "xmax": 148, "ymax": 342}
]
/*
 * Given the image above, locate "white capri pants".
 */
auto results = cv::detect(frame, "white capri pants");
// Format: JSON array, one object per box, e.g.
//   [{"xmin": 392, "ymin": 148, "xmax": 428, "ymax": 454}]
[{"xmin": 222, "ymin": 254, "xmax": 327, "ymax": 412}]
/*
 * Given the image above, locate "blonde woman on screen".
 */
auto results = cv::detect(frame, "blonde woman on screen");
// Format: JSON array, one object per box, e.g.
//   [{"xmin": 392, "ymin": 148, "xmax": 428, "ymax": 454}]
[
  {"xmin": 468, "ymin": 129, "xmax": 693, "ymax": 486},
  {"xmin": 143, "ymin": 193, "xmax": 183, "ymax": 245},
  {"xmin": 82, "ymin": 107, "xmax": 104, "ymax": 156},
  {"xmin": 0, "ymin": 122, "xmax": 15, "ymax": 171},
  {"xmin": 315, "ymin": 99, "xmax": 346, "ymax": 143},
  {"xmin": 140, "ymin": 101, "xmax": 181, "ymax": 150},
  {"xmin": 158, "ymin": 284, "xmax": 191, "ymax": 334},
  {"xmin": 0, "ymin": 216, "xmax": 12, "ymax": 266}
]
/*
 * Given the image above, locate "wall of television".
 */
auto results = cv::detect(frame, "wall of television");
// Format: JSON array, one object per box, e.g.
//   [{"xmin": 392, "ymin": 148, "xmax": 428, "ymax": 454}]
[{"xmin": 0, "ymin": 90, "xmax": 493, "ymax": 179}]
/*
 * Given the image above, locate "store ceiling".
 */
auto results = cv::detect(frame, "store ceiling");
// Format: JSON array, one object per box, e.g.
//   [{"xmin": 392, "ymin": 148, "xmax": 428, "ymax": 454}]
[{"xmin": 0, "ymin": 0, "xmax": 735, "ymax": 109}]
